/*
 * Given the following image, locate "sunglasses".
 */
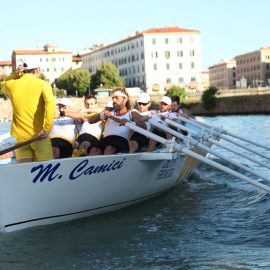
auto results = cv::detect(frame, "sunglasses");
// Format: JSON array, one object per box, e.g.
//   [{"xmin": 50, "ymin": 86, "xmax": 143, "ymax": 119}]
[{"xmin": 138, "ymin": 102, "xmax": 148, "ymax": 106}]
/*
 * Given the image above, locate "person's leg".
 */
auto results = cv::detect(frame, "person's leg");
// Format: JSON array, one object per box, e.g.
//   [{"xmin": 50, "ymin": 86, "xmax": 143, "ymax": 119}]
[
  {"xmin": 15, "ymin": 141, "xmax": 34, "ymax": 163},
  {"xmin": 33, "ymin": 137, "xmax": 54, "ymax": 161},
  {"xmin": 129, "ymin": 140, "xmax": 139, "ymax": 153},
  {"xmin": 79, "ymin": 141, "xmax": 91, "ymax": 151},
  {"xmin": 52, "ymin": 147, "xmax": 61, "ymax": 159},
  {"xmin": 89, "ymin": 147, "xmax": 102, "ymax": 155},
  {"xmin": 146, "ymin": 139, "xmax": 157, "ymax": 152},
  {"xmin": 103, "ymin": 145, "xmax": 117, "ymax": 155}
]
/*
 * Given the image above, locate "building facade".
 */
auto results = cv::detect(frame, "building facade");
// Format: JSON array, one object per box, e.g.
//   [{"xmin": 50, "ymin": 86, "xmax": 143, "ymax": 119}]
[
  {"xmin": 235, "ymin": 47, "xmax": 270, "ymax": 87},
  {"xmin": 0, "ymin": 61, "xmax": 12, "ymax": 79},
  {"xmin": 199, "ymin": 71, "xmax": 210, "ymax": 90},
  {"xmin": 81, "ymin": 26, "xmax": 202, "ymax": 93},
  {"xmin": 209, "ymin": 60, "xmax": 236, "ymax": 89},
  {"xmin": 12, "ymin": 44, "xmax": 76, "ymax": 83}
]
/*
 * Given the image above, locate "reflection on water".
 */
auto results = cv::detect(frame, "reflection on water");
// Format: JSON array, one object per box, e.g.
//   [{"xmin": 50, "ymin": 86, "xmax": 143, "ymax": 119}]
[{"xmin": 1, "ymin": 115, "xmax": 270, "ymax": 269}]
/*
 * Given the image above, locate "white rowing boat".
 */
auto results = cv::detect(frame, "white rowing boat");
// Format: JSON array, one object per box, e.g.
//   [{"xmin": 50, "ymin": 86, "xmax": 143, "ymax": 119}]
[
  {"xmin": 0, "ymin": 149, "xmax": 199, "ymax": 232},
  {"xmin": 0, "ymin": 115, "xmax": 269, "ymax": 232}
]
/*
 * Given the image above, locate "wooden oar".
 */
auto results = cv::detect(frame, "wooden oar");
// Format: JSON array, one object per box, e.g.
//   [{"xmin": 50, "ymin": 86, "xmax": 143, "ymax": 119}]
[
  {"xmin": 178, "ymin": 115, "xmax": 270, "ymax": 161},
  {"xmin": 113, "ymin": 118, "xmax": 270, "ymax": 194},
  {"xmin": 164, "ymin": 118, "xmax": 270, "ymax": 170},
  {"xmin": 0, "ymin": 135, "xmax": 42, "ymax": 156}
]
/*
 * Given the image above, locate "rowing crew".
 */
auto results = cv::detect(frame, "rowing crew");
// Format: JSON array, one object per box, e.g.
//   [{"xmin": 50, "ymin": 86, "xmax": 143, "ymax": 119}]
[
  {"xmin": 49, "ymin": 88, "xmax": 191, "ymax": 159},
  {"xmin": 0, "ymin": 87, "xmax": 191, "ymax": 162}
]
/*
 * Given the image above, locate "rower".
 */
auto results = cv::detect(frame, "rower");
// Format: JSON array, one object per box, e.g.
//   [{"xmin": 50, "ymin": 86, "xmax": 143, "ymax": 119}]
[
  {"xmin": 146, "ymin": 96, "xmax": 178, "ymax": 152},
  {"xmin": 89, "ymin": 87, "xmax": 146, "ymax": 155}
]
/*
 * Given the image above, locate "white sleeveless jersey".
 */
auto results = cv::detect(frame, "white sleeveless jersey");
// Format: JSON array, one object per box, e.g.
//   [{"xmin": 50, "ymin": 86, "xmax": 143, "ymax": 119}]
[
  {"xmin": 150, "ymin": 110, "xmax": 178, "ymax": 127},
  {"xmin": 137, "ymin": 110, "xmax": 152, "ymax": 131},
  {"xmin": 50, "ymin": 117, "xmax": 77, "ymax": 143},
  {"xmin": 79, "ymin": 120, "xmax": 103, "ymax": 140},
  {"xmin": 103, "ymin": 110, "xmax": 132, "ymax": 139}
]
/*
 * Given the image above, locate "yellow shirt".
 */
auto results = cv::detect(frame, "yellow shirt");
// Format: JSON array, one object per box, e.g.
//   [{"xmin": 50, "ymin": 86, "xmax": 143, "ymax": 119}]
[{"xmin": 1, "ymin": 73, "xmax": 55, "ymax": 140}]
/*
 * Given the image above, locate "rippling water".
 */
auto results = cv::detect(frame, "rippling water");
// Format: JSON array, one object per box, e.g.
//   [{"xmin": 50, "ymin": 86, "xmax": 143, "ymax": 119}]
[{"xmin": 0, "ymin": 115, "xmax": 270, "ymax": 269}]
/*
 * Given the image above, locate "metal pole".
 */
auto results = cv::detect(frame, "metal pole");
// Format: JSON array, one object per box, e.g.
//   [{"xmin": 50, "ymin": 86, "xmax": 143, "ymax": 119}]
[
  {"xmin": 149, "ymin": 120, "xmax": 270, "ymax": 184},
  {"xmin": 124, "ymin": 122, "xmax": 270, "ymax": 194}
]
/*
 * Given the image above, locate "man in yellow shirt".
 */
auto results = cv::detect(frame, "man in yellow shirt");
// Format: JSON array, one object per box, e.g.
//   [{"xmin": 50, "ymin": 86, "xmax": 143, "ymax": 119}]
[{"xmin": 1, "ymin": 62, "xmax": 55, "ymax": 163}]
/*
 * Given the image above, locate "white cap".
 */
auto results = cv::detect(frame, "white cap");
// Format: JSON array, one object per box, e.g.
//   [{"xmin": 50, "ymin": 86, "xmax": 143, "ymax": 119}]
[
  {"xmin": 105, "ymin": 101, "xmax": 113, "ymax": 108},
  {"xmin": 57, "ymin": 97, "xmax": 74, "ymax": 108},
  {"xmin": 160, "ymin": 96, "xmax": 172, "ymax": 105},
  {"xmin": 137, "ymin": 93, "xmax": 150, "ymax": 103}
]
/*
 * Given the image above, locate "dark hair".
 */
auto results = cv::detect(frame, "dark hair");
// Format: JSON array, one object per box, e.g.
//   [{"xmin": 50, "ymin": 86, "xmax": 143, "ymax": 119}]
[
  {"xmin": 112, "ymin": 87, "xmax": 131, "ymax": 110},
  {"xmin": 171, "ymin": 95, "xmax": 180, "ymax": 104},
  {"xmin": 84, "ymin": 95, "xmax": 97, "ymax": 101}
]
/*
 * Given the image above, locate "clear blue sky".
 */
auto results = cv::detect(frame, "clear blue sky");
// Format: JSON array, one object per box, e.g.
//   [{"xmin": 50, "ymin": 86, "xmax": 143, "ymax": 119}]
[{"xmin": 1, "ymin": 0, "xmax": 269, "ymax": 70}]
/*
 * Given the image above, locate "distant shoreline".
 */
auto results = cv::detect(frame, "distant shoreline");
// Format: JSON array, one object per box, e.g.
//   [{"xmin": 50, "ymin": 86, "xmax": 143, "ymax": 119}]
[{"xmin": 1, "ymin": 88, "xmax": 270, "ymax": 122}]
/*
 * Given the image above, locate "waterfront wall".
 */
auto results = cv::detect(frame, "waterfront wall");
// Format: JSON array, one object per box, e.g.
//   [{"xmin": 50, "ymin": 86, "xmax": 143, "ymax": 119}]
[
  {"xmin": 189, "ymin": 94, "xmax": 270, "ymax": 116},
  {"xmin": 1, "ymin": 88, "xmax": 270, "ymax": 121}
]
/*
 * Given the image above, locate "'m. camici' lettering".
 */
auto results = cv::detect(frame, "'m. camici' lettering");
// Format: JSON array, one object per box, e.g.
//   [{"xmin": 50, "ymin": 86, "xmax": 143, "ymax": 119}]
[
  {"xmin": 31, "ymin": 163, "xmax": 61, "ymax": 183},
  {"xmin": 69, "ymin": 158, "xmax": 126, "ymax": 180}
]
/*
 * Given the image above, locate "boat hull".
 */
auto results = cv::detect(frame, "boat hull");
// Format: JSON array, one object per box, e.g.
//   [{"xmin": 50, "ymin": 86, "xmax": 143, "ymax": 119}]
[{"xmin": 0, "ymin": 151, "xmax": 197, "ymax": 232}]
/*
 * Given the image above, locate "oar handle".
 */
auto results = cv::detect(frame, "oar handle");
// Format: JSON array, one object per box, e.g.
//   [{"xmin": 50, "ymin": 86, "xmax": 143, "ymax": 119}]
[
  {"xmin": 0, "ymin": 132, "xmax": 11, "ymax": 141},
  {"xmin": 0, "ymin": 135, "xmax": 42, "ymax": 156}
]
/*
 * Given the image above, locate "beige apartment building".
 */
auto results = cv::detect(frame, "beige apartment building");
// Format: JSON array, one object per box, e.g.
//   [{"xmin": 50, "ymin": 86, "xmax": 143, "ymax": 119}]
[
  {"xmin": 0, "ymin": 61, "xmax": 12, "ymax": 79},
  {"xmin": 81, "ymin": 26, "xmax": 202, "ymax": 94},
  {"xmin": 209, "ymin": 60, "xmax": 236, "ymax": 89},
  {"xmin": 235, "ymin": 47, "xmax": 270, "ymax": 87},
  {"xmin": 12, "ymin": 44, "xmax": 80, "ymax": 83},
  {"xmin": 199, "ymin": 71, "xmax": 209, "ymax": 90}
]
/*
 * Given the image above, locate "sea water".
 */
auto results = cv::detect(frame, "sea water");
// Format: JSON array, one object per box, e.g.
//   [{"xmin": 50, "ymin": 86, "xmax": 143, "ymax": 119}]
[{"xmin": 0, "ymin": 115, "xmax": 270, "ymax": 269}]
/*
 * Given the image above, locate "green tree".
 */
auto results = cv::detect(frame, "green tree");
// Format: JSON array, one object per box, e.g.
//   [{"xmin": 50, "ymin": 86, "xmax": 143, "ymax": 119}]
[
  {"xmin": 55, "ymin": 68, "xmax": 90, "ymax": 96},
  {"xmin": 202, "ymin": 86, "xmax": 218, "ymax": 110},
  {"xmin": 165, "ymin": 85, "xmax": 187, "ymax": 103},
  {"xmin": 39, "ymin": 73, "xmax": 49, "ymax": 82},
  {"xmin": 90, "ymin": 61, "xmax": 124, "ymax": 90}
]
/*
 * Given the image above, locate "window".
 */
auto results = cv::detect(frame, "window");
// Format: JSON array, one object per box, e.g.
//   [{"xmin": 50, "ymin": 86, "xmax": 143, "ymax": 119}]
[
  {"xmin": 153, "ymin": 63, "xmax": 157, "ymax": 70},
  {"xmin": 191, "ymin": 77, "xmax": 196, "ymax": 81},
  {"xmin": 179, "ymin": 77, "xmax": 184, "ymax": 83},
  {"xmin": 179, "ymin": 63, "xmax": 183, "ymax": 69},
  {"xmin": 166, "ymin": 78, "xmax": 171, "ymax": 83},
  {"xmin": 152, "ymin": 38, "xmax": 156, "ymax": 45},
  {"xmin": 165, "ymin": 51, "xmax": 170, "ymax": 59},
  {"xmin": 190, "ymin": 50, "xmax": 195, "ymax": 56},
  {"xmin": 166, "ymin": 63, "xmax": 170, "ymax": 70},
  {"xmin": 177, "ymin": 37, "xmax": 182, "ymax": 43},
  {"xmin": 151, "ymin": 51, "xmax": 158, "ymax": 58},
  {"xmin": 177, "ymin": 51, "xmax": 183, "ymax": 57},
  {"xmin": 165, "ymin": 38, "xmax": 169, "ymax": 44},
  {"xmin": 191, "ymin": 62, "xmax": 195, "ymax": 69}
]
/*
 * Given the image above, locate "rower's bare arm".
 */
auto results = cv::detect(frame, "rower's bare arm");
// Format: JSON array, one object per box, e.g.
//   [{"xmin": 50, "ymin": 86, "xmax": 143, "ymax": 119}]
[
  {"xmin": 88, "ymin": 112, "xmax": 103, "ymax": 123},
  {"xmin": 63, "ymin": 110, "xmax": 85, "ymax": 123},
  {"xmin": 131, "ymin": 111, "xmax": 147, "ymax": 129}
]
